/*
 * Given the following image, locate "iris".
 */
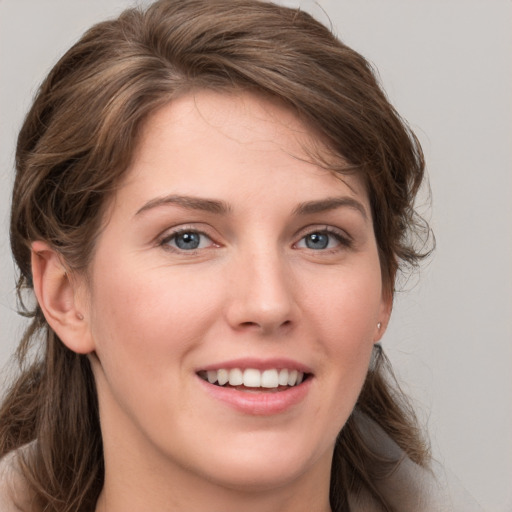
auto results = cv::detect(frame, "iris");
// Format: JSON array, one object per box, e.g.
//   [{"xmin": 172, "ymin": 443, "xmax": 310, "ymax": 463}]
[
  {"xmin": 174, "ymin": 232, "xmax": 201, "ymax": 250},
  {"xmin": 305, "ymin": 232, "xmax": 330, "ymax": 250}
]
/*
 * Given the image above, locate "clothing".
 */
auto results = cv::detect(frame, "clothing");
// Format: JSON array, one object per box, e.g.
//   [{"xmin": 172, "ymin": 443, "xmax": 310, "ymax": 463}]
[
  {"xmin": 0, "ymin": 446, "xmax": 32, "ymax": 512},
  {"xmin": 349, "ymin": 412, "xmax": 485, "ymax": 511}
]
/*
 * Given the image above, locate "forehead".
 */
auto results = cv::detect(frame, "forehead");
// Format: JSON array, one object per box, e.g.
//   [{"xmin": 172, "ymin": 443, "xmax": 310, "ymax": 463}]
[
  {"xmin": 119, "ymin": 90, "xmax": 368, "ymax": 210},
  {"xmin": 138, "ymin": 90, "xmax": 319, "ymax": 155}
]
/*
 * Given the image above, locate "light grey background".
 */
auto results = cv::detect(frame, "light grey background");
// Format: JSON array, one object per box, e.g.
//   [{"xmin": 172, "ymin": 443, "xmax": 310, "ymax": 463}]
[{"xmin": 1, "ymin": 1, "xmax": 511, "ymax": 511}]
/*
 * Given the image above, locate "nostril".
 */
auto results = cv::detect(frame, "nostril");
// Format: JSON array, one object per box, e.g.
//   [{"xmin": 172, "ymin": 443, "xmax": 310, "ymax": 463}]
[
  {"xmin": 238, "ymin": 319, "xmax": 293, "ymax": 331},
  {"xmin": 240, "ymin": 321, "xmax": 260, "ymax": 328}
]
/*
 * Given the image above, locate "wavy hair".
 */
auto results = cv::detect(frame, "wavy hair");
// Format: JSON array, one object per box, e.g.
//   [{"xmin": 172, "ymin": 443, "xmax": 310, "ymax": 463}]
[{"xmin": 1, "ymin": 1, "xmax": 433, "ymax": 510}]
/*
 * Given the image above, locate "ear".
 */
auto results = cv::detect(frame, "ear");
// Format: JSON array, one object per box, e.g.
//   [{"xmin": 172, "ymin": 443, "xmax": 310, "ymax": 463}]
[
  {"xmin": 373, "ymin": 288, "xmax": 393, "ymax": 343},
  {"xmin": 31, "ymin": 241, "xmax": 94, "ymax": 354}
]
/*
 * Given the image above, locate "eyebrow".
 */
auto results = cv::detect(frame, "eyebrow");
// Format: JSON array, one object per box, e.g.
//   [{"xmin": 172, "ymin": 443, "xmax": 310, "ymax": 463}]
[
  {"xmin": 135, "ymin": 194, "xmax": 367, "ymax": 220},
  {"xmin": 293, "ymin": 197, "xmax": 368, "ymax": 220},
  {"xmin": 135, "ymin": 194, "xmax": 231, "ymax": 216}
]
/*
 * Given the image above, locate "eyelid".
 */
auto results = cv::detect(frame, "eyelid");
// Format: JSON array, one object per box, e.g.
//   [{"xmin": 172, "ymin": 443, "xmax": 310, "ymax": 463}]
[
  {"xmin": 293, "ymin": 225, "xmax": 353, "ymax": 250},
  {"xmin": 157, "ymin": 225, "xmax": 219, "ymax": 253},
  {"xmin": 155, "ymin": 223, "xmax": 353, "ymax": 254},
  {"xmin": 295, "ymin": 225, "xmax": 352, "ymax": 242}
]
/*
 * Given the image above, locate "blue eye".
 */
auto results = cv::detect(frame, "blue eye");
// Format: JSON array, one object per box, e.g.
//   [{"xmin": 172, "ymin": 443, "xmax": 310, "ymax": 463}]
[
  {"xmin": 305, "ymin": 232, "xmax": 329, "ymax": 250},
  {"xmin": 296, "ymin": 230, "xmax": 346, "ymax": 251},
  {"xmin": 162, "ymin": 230, "xmax": 212, "ymax": 251},
  {"xmin": 174, "ymin": 232, "xmax": 201, "ymax": 250}
]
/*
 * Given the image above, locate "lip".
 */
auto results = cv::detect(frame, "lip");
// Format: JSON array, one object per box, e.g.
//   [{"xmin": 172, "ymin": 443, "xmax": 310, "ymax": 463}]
[
  {"xmin": 196, "ymin": 357, "xmax": 313, "ymax": 373},
  {"xmin": 196, "ymin": 373, "xmax": 313, "ymax": 416}
]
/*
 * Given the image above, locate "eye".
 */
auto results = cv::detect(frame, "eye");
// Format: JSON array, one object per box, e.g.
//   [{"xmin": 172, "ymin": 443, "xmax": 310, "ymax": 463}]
[
  {"xmin": 295, "ymin": 229, "xmax": 349, "ymax": 251},
  {"xmin": 161, "ymin": 229, "xmax": 214, "ymax": 252}
]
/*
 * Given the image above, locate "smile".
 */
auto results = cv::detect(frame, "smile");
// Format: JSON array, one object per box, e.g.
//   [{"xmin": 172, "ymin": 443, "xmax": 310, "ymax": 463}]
[
  {"xmin": 196, "ymin": 359, "xmax": 313, "ymax": 414},
  {"xmin": 197, "ymin": 368, "xmax": 307, "ymax": 390}
]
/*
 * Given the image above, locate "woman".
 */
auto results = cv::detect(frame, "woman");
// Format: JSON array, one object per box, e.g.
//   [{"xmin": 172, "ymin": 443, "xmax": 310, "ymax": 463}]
[{"xmin": 0, "ymin": 0, "xmax": 439, "ymax": 510}]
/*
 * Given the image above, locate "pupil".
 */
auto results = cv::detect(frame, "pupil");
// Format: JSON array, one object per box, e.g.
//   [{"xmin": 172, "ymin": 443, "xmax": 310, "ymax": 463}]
[
  {"xmin": 306, "ymin": 233, "xmax": 328, "ymax": 250},
  {"xmin": 175, "ymin": 232, "xmax": 200, "ymax": 250}
]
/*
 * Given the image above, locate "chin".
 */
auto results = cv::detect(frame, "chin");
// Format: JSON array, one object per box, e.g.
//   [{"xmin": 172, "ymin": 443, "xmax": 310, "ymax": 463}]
[
  {"xmin": 185, "ymin": 433, "xmax": 333, "ymax": 493},
  {"xmin": 201, "ymin": 458, "xmax": 313, "ymax": 492}
]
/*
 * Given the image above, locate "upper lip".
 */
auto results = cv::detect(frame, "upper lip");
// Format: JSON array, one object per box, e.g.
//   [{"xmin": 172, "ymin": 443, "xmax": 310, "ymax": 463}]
[{"xmin": 196, "ymin": 357, "xmax": 313, "ymax": 374}]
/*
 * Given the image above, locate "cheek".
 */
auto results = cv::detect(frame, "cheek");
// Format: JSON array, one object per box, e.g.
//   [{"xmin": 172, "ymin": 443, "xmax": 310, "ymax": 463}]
[
  {"xmin": 88, "ymin": 262, "xmax": 222, "ymax": 371},
  {"xmin": 306, "ymin": 262, "xmax": 383, "ymax": 340},
  {"xmin": 86, "ymin": 263, "xmax": 227, "ymax": 437},
  {"xmin": 305, "ymin": 261, "xmax": 382, "ymax": 401}
]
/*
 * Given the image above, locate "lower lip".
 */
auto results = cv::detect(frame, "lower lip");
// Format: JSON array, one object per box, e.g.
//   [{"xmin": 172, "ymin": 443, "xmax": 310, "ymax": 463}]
[{"xmin": 197, "ymin": 376, "xmax": 312, "ymax": 416}]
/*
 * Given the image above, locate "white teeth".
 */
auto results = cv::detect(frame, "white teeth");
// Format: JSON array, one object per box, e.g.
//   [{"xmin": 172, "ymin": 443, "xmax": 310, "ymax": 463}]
[
  {"xmin": 217, "ymin": 369, "xmax": 229, "ymax": 386},
  {"xmin": 278, "ymin": 369, "xmax": 289, "ymax": 386},
  {"xmin": 228, "ymin": 368, "xmax": 243, "ymax": 386},
  {"xmin": 261, "ymin": 369, "xmax": 279, "ymax": 388},
  {"xmin": 243, "ymin": 368, "xmax": 261, "ymax": 388},
  {"xmin": 287, "ymin": 369, "xmax": 298, "ymax": 386},
  {"xmin": 201, "ymin": 368, "xmax": 307, "ymax": 389}
]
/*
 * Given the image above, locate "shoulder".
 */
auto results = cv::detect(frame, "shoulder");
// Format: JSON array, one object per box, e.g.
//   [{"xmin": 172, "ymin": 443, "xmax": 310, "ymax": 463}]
[
  {"xmin": 0, "ymin": 445, "xmax": 34, "ymax": 512},
  {"xmin": 347, "ymin": 459, "xmax": 484, "ymax": 512},
  {"xmin": 351, "ymin": 412, "xmax": 484, "ymax": 512}
]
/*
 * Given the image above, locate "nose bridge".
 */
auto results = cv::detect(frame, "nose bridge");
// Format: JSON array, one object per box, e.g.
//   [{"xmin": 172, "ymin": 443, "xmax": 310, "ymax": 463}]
[{"xmin": 226, "ymin": 241, "xmax": 296, "ymax": 333}]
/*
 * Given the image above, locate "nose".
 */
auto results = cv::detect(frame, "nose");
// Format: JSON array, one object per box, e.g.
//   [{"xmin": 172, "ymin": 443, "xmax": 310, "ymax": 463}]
[{"xmin": 225, "ymin": 248, "xmax": 297, "ymax": 335}]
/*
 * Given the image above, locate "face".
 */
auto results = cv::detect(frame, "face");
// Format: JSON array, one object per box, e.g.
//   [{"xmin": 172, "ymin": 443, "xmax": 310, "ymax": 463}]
[{"xmin": 80, "ymin": 91, "xmax": 390, "ymax": 496}]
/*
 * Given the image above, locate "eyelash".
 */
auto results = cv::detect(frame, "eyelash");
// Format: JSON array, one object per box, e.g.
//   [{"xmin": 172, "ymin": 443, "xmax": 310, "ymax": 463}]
[
  {"xmin": 159, "ymin": 227, "xmax": 215, "ymax": 254},
  {"xmin": 295, "ymin": 226, "xmax": 352, "ymax": 252},
  {"xmin": 158, "ymin": 226, "xmax": 352, "ymax": 254}
]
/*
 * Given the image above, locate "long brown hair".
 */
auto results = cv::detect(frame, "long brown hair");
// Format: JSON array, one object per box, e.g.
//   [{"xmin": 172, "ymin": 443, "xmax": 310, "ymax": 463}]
[{"xmin": 1, "ymin": 1, "xmax": 432, "ymax": 510}]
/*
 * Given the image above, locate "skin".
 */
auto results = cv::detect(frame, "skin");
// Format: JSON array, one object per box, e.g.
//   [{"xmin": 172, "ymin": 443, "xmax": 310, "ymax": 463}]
[{"xmin": 32, "ymin": 91, "xmax": 391, "ymax": 512}]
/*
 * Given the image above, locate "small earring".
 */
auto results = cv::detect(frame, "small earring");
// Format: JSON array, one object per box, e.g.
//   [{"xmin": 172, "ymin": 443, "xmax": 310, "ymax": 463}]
[
  {"xmin": 377, "ymin": 322, "xmax": 382, "ymax": 330},
  {"xmin": 76, "ymin": 312, "xmax": 84, "ymax": 321}
]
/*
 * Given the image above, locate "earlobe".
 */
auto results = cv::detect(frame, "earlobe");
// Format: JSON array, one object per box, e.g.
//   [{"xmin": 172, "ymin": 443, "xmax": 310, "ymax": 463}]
[
  {"xmin": 374, "ymin": 291, "xmax": 393, "ymax": 343},
  {"xmin": 31, "ymin": 241, "xmax": 94, "ymax": 354}
]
